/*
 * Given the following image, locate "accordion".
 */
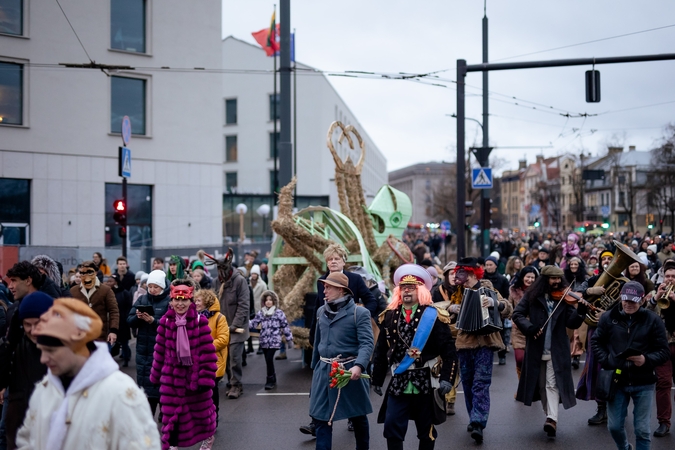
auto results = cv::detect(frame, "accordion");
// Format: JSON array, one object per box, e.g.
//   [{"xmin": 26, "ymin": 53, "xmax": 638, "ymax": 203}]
[{"xmin": 456, "ymin": 287, "xmax": 503, "ymax": 335}]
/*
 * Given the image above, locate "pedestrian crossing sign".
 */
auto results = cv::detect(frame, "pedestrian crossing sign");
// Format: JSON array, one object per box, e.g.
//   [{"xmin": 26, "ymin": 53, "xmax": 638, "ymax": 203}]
[{"xmin": 471, "ymin": 167, "xmax": 492, "ymax": 189}]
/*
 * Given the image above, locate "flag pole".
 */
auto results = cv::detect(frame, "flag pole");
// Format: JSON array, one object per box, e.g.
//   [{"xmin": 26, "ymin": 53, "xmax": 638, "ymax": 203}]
[
  {"xmin": 273, "ymin": 6, "xmax": 278, "ymax": 195},
  {"xmin": 293, "ymin": 28, "xmax": 297, "ymax": 207}
]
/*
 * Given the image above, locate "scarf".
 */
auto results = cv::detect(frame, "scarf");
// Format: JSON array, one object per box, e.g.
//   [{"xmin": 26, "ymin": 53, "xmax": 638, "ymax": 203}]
[
  {"xmin": 262, "ymin": 305, "xmax": 276, "ymax": 317},
  {"xmin": 47, "ymin": 342, "xmax": 119, "ymax": 450},
  {"xmin": 175, "ymin": 312, "xmax": 193, "ymax": 366},
  {"xmin": 199, "ymin": 309, "xmax": 215, "ymax": 319}
]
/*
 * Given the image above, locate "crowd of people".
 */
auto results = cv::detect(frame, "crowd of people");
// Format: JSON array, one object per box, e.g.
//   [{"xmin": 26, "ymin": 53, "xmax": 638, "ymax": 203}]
[{"xmin": 1, "ymin": 228, "xmax": 674, "ymax": 450}]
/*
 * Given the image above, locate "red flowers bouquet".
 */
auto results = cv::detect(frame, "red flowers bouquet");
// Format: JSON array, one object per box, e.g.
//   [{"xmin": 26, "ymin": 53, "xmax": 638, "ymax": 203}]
[{"xmin": 329, "ymin": 360, "xmax": 370, "ymax": 389}]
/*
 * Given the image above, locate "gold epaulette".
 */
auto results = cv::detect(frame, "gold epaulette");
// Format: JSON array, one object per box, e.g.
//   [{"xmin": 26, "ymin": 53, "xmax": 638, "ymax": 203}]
[
  {"xmin": 431, "ymin": 304, "xmax": 451, "ymax": 324},
  {"xmin": 378, "ymin": 309, "xmax": 387, "ymax": 324}
]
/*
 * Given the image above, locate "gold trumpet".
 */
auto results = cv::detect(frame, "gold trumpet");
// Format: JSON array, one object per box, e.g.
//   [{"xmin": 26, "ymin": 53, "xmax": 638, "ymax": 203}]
[{"xmin": 657, "ymin": 284, "xmax": 673, "ymax": 310}]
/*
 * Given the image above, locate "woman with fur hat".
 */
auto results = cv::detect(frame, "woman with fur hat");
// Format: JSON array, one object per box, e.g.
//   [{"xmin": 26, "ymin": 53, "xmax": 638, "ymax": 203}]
[
  {"xmin": 151, "ymin": 279, "xmax": 218, "ymax": 450},
  {"xmin": 194, "ymin": 289, "xmax": 229, "ymax": 427},
  {"xmin": 249, "ymin": 290, "xmax": 293, "ymax": 390}
]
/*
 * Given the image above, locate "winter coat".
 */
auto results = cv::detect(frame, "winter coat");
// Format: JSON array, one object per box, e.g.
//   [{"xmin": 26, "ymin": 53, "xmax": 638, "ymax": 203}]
[
  {"xmin": 114, "ymin": 270, "xmax": 137, "ymax": 292},
  {"xmin": 204, "ymin": 301, "xmax": 229, "ymax": 378},
  {"xmin": 0, "ymin": 300, "xmax": 6, "ymax": 339},
  {"xmin": 0, "ymin": 333, "xmax": 47, "ymax": 450},
  {"xmin": 217, "ymin": 270, "xmax": 250, "ymax": 344},
  {"xmin": 512, "ymin": 291, "xmax": 585, "ymax": 409},
  {"xmin": 591, "ymin": 305, "xmax": 670, "ymax": 386},
  {"xmin": 150, "ymin": 303, "xmax": 217, "ymax": 450},
  {"xmin": 39, "ymin": 277, "xmax": 63, "ymax": 299},
  {"xmin": 309, "ymin": 297, "xmax": 374, "ymax": 422},
  {"xmin": 16, "ymin": 343, "xmax": 160, "ymax": 450},
  {"xmin": 112, "ymin": 286, "xmax": 133, "ymax": 341},
  {"xmin": 250, "ymin": 278, "xmax": 267, "ymax": 313},
  {"xmin": 128, "ymin": 288, "xmax": 170, "ymax": 399},
  {"xmin": 70, "ymin": 282, "xmax": 119, "ymax": 340},
  {"xmin": 483, "ymin": 270, "xmax": 510, "ymax": 299},
  {"xmin": 508, "ymin": 286, "xmax": 527, "ymax": 350},
  {"xmin": 250, "ymin": 293, "xmax": 293, "ymax": 349}
]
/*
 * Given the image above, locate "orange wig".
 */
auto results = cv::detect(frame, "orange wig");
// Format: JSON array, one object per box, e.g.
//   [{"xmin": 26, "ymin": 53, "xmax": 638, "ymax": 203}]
[{"xmin": 387, "ymin": 285, "xmax": 433, "ymax": 310}]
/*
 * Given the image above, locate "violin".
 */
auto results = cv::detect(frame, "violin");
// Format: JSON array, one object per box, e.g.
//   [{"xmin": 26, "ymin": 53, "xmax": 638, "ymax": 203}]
[{"xmin": 551, "ymin": 287, "xmax": 597, "ymax": 311}]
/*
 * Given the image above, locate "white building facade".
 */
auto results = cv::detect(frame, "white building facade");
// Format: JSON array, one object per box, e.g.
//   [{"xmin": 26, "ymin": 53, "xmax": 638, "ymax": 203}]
[
  {"xmin": 0, "ymin": 0, "xmax": 223, "ymax": 249},
  {"xmin": 220, "ymin": 37, "xmax": 387, "ymax": 241}
]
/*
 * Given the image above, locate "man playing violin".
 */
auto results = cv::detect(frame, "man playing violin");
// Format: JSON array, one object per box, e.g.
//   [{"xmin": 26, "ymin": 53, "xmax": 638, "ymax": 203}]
[{"xmin": 512, "ymin": 265, "xmax": 588, "ymax": 438}]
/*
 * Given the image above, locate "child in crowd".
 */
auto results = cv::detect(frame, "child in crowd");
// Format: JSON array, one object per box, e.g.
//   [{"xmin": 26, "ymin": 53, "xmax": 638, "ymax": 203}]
[
  {"xmin": 194, "ymin": 289, "xmax": 229, "ymax": 427},
  {"xmin": 249, "ymin": 290, "xmax": 294, "ymax": 390},
  {"xmin": 150, "ymin": 279, "xmax": 218, "ymax": 450}
]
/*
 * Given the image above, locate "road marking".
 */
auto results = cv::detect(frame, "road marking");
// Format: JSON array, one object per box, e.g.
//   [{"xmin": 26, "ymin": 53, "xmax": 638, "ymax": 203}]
[{"xmin": 256, "ymin": 393, "xmax": 310, "ymax": 396}]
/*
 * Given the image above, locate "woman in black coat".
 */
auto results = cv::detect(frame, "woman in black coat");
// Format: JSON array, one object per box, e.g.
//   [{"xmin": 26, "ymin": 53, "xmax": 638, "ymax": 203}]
[
  {"xmin": 512, "ymin": 267, "xmax": 587, "ymax": 435},
  {"xmin": 128, "ymin": 281, "xmax": 170, "ymax": 416},
  {"xmin": 107, "ymin": 275, "xmax": 133, "ymax": 366}
]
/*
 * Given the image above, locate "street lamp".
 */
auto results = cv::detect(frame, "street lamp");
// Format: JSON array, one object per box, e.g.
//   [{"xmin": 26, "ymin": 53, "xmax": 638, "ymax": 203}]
[
  {"xmin": 235, "ymin": 203, "xmax": 248, "ymax": 242},
  {"xmin": 257, "ymin": 204, "xmax": 271, "ymax": 239}
]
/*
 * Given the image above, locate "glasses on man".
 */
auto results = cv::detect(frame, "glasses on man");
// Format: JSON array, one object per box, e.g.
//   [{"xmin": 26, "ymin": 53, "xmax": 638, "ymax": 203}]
[
  {"xmin": 79, "ymin": 269, "xmax": 96, "ymax": 276},
  {"xmin": 400, "ymin": 284, "xmax": 417, "ymax": 292}
]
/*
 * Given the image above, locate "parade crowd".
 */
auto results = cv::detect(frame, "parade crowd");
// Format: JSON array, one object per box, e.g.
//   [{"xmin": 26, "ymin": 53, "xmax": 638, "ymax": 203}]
[{"xmin": 0, "ymin": 228, "xmax": 674, "ymax": 450}]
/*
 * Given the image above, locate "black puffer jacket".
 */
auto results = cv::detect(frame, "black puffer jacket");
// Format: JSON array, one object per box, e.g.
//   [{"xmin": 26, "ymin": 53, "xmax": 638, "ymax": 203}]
[
  {"xmin": 592, "ymin": 305, "xmax": 670, "ymax": 386},
  {"xmin": 128, "ymin": 287, "xmax": 170, "ymax": 398},
  {"xmin": 483, "ymin": 270, "xmax": 510, "ymax": 300}
]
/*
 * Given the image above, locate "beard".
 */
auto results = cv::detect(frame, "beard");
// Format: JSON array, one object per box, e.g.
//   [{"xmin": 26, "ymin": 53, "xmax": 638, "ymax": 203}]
[
  {"xmin": 549, "ymin": 282, "xmax": 561, "ymax": 291},
  {"xmin": 402, "ymin": 293, "xmax": 414, "ymax": 304}
]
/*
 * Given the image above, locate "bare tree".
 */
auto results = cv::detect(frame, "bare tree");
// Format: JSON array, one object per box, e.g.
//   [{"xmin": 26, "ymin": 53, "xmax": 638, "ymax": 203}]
[
  {"xmin": 608, "ymin": 151, "xmax": 638, "ymax": 232},
  {"xmin": 646, "ymin": 123, "xmax": 675, "ymax": 233},
  {"xmin": 531, "ymin": 180, "xmax": 562, "ymax": 231}
]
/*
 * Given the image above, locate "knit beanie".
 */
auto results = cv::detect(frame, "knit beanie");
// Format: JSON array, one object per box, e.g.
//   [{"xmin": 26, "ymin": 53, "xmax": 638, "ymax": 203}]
[
  {"xmin": 140, "ymin": 273, "xmax": 149, "ymax": 284},
  {"xmin": 647, "ymin": 244, "xmax": 658, "ymax": 254},
  {"xmin": 19, "ymin": 292, "xmax": 54, "ymax": 320},
  {"xmin": 250, "ymin": 265, "xmax": 261, "ymax": 276},
  {"xmin": 135, "ymin": 270, "xmax": 147, "ymax": 281},
  {"xmin": 485, "ymin": 256, "xmax": 499, "ymax": 266},
  {"xmin": 147, "ymin": 270, "xmax": 166, "ymax": 289}
]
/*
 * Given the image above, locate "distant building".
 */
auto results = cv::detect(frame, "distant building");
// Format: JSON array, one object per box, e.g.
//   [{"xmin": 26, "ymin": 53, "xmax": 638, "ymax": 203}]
[
  {"xmin": 388, "ymin": 162, "xmax": 454, "ymax": 226},
  {"xmin": 220, "ymin": 36, "xmax": 387, "ymax": 241}
]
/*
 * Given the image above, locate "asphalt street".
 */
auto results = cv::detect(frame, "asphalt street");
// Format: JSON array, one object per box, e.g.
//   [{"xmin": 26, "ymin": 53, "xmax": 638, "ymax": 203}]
[{"xmin": 120, "ymin": 342, "xmax": 674, "ymax": 449}]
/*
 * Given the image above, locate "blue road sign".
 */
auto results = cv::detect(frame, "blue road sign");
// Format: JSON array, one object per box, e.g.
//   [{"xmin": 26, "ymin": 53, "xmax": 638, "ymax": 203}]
[
  {"xmin": 119, "ymin": 147, "xmax": 132, "ymax": 178},
  {"xmin": 471, "ymin": 167, "xmax": 493, "ymax": 189},
  {"xmin": 121, "ymin": 116, "xmax": 132, "ymax": 146},
  {"xmin": 440, "ymin": 220, "xmax": 451, "ymax": 231},
  {"xmin": 601, "ymin": 205, "xmax": 610, "ymax": 217}
]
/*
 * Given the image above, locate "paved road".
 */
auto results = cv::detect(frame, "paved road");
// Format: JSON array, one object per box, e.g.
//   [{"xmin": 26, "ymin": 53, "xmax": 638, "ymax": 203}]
[{"xmin": 121, "ymin": 343, "xmax": 674, "ymax": 449}]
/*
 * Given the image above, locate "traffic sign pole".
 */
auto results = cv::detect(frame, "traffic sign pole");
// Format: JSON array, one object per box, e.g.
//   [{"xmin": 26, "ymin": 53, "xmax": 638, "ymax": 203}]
[
  {"xmin": 119, "ymin": 116, "xmax": 131, "ymax": 258},
  {"xmin": 121, "ymin": 177, "xmax": 127, "ymax": 258}
]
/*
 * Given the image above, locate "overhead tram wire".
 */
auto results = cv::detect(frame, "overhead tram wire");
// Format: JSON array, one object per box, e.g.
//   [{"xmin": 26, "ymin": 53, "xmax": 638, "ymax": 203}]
[{"xmin": 55, "ymin": 0, "xmax": 94, "ymax": 63}]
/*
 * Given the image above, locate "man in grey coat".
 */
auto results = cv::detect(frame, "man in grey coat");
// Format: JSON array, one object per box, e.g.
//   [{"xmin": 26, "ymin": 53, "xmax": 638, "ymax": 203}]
[
  {"xmin": 218, "ymin": 262, "xmax": 250, "ymax": 399},
  {"xmin": 309, "ymin": 272, "xmax": 374, "ymax": 450}
]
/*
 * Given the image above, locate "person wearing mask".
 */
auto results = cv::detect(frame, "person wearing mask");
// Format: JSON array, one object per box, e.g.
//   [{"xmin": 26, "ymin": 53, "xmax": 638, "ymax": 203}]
[
  {"xmin": 69, "ymin": 261, "xmax": 119, "ymax": 348},
  {"xmin": 16, "ymin": 299, "xmax": 159, "ymax": 449},
  {"xmin": 113, "ymin": 256, "xmax": 136, "ymax": 292},
  {"xmin": 592, "ymin": 281, "xmax": 670, "ymax": 450},
  {"xmin": 127, "ymin": 269, "xmax": 171, "ymax": 416},
  {"xmin": 513, "ymin": 266, "xmax": 587, "ymax": 438},
  {"xmin": 0, "ymin": 292, "xmax": 52, "ymax": 450}
]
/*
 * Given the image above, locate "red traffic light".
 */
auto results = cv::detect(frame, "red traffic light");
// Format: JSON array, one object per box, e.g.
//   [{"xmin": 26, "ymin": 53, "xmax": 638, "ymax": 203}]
[{"xmin": 114, "ymin": 200, "xmax": 126, "ymax": 212}]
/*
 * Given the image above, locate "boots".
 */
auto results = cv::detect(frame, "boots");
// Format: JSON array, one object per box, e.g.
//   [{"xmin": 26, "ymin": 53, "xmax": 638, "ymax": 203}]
[
  {"xmin": 588, "ymin": 404, "xmax": 607, "ymax": 425},
  {"xmin": 265, "ymin": 375, "xmax": 277, "ymax": 390}
]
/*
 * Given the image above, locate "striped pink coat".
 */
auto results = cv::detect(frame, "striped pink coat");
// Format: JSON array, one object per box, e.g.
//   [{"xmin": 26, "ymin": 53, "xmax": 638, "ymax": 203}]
[{"xmin": 150, "ymin": 303, "xmax": 217, "ymax": 450}]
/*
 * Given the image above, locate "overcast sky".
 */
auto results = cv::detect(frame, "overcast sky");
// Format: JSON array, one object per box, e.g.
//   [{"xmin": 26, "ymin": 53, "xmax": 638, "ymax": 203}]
[{"xmin": 222, "ymin": 0, "xmax": 675, "ymax": 174}]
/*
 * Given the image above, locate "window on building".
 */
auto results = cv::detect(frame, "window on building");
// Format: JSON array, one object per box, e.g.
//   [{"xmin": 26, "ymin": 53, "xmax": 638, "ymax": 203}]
[
  {"xmin": 269, "ymin": 132, "xmax": 279, "ymax": 159},
  {"xmin": 269, "ymin": 170, "xmax": 279, "ymax": 194},
  {"xmin": 0, "ymin": 178, "xmax": 30, "ymax": 244},
  {"xmin": 105, "ymin": 183, "xmax": 152, "ymax": 248},
  {"xmin": 111, "ymin": 76, "xmax": 146, "ymax": 135},
  {"xmin": 0, "ymin": 62, "xmax": 23, "ymax": 125},
  {"xmin": 225, "ymin": 135, "xmax": 237, "ymax": 162},
  {"xmin": 110, "ymin": 0, "xmax": 146, "ymax": 53},
  {"xmin": 225, "ymin": 98, "xmax": 237, "ymax": 124},
  {"xmin": 619, "ymin": 192, "xmax": 626, "ymax": 206},
  {"xmin": 269, "ymin": 93, "xmax": 280, "ymax": 120},
  {"xmin": 225, "ymin": 172, "xmax": 237, "ymax": 193},
  {"xmin": 0, "ymin": 0, "xmax": 22, "ymax": 35}
]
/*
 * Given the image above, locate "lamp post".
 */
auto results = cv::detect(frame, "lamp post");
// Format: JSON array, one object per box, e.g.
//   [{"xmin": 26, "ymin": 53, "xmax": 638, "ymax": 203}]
[
  {"xmin": 235, "ymin": 203, "xmax": 248, "ymax": 242},
  {"xmin": 257, "ymin": 204, "xmax": 271, "ymax": 239}
]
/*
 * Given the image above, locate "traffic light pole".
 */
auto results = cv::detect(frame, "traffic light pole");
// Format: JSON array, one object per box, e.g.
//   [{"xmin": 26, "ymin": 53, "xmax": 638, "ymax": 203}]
[
  {"xmin": 455, "ymin": 51, "xmax": 675, "ymax": 259},
  {"xmin": 480, "ymin": 12, "xmax": 490, "ymax": 258},
  {"xmin": 122, "ymin": 177, "xmax": 127, "ymax": 259}
]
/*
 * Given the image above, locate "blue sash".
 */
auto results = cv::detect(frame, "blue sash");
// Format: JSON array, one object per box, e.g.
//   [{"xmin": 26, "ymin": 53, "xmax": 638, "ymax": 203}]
[{"xmin": 394, "ymin": 306, "xmax": 438, "ymax": 375}]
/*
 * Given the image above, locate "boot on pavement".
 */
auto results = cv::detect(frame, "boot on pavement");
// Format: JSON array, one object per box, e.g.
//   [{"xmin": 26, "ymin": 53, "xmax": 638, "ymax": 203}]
[
  {"xmin": 275, "ymin": 352, "xmax": 287, "ymax": 360},
  {"xmin": 588, "ymin": 404, "xmax": 607, "ymax": 425},
  {"xmin": 265, "ymin": 375, "xmax": 277, "ymax": 390},
  {"xmin": 227, "ymin": 385, "xmax": 242, "ymax": 399},
  {"xmin": 299, "ymin": 422, "xmax": 316, "ymax": 437},
  {"xmin": 544, "ymin": 418, "xmax": 557, "ymax": 437},
  {"xmin": 654, "ymin": 423, "xmax": 670, "ymax": 437}
]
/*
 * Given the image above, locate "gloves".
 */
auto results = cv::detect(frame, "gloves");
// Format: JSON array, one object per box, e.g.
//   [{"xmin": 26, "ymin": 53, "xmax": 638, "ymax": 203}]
[
  {"xmin": 437, "ymin": 380, "xmax": 452, "ymax": 396},
  {"xmin": 373, "ymin": 385, "xmax": 383, "ymax": 396}
]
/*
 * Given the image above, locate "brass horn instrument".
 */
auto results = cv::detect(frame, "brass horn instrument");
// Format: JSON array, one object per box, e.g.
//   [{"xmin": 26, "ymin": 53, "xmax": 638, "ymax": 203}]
[
  {"xmin": 657, "ymin": 284, "xmax": 672, "ymax": 310},
  {"xmin": 584, "ymin": 240, "xmax": 644, "ymax": 326}
]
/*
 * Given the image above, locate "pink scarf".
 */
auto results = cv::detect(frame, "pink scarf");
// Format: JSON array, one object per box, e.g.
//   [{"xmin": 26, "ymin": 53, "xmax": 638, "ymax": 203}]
[{"xmin": 175, "ymin": 312, "xmax": 193, "ymax": 366}]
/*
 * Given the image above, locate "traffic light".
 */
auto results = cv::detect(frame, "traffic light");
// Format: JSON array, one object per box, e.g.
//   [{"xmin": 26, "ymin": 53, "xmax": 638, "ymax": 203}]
[
  {"xmin": 113, "ymin": 199, "xmax": 126, "ymax": 223},
  {"xmin": 602, "ymin": 217, "xmax": 610, "ymax": 229},
  {"xmin": 533, "ymin": 217, "xmax": 540, "ymax": 228}
]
